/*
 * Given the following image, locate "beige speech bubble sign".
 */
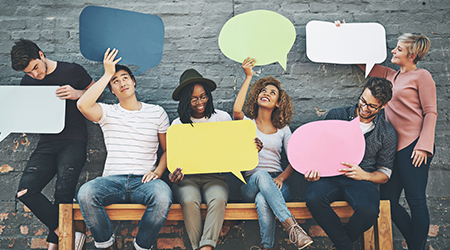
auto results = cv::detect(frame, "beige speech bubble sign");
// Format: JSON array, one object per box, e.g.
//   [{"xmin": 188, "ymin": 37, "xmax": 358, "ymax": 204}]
[
  {"xmin": 306, "ymin": 21, "xmax": 386, "ymax": 77},
  {"xmin": 0, "ymin": 86, "xmax": 65, "ymax": 142},
  {"xmin": 218, "ymin": 10, "xmax": 296, "ymax": 70},
  {"xmin": 167, "ymin": 120, "xmax": 258, "ymax": 183}
]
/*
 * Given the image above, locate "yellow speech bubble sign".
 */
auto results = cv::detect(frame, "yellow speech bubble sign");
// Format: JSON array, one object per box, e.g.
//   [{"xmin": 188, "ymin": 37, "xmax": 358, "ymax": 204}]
[
  {"xmin": 218, "ymin": 10, "xmax": 296, "ymax": 70},
  {"xmin": 167, "ymin": 120, "xmax": 258, "ymax": 183}
]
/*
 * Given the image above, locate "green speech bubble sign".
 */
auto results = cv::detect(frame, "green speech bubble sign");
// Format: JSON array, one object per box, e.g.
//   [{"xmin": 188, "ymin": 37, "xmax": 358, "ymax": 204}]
[{"xmin": 218, "ymin": 10, "xmax": 296, "ymax": 70}]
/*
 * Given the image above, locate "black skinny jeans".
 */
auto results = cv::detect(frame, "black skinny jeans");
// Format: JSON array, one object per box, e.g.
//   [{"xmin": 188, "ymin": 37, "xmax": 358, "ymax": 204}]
[{"xmin": 17, "ymin": 139, "xmax": 86, "ymax": 244}]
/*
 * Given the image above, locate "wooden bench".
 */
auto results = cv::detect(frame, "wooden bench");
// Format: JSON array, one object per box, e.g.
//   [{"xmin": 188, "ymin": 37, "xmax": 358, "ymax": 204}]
[{"xmin": 59, "ymin": 200, "xmax": 392, "ymax": 250}]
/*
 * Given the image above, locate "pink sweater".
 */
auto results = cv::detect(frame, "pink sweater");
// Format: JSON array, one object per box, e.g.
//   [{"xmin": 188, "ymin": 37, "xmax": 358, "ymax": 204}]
[{"xmin": 362, "ymin": 64, "xmax": 437, "ymax": 155}]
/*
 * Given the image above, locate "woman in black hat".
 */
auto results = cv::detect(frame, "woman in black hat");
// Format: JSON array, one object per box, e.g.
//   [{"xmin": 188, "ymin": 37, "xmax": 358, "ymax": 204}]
[
  {"xmin": 233, "ymin": 58, "xmax": 313, "ymax": 250},
  {"xmin": 169, "ymin": 69, "xmax": 231, "ymax": 250}
]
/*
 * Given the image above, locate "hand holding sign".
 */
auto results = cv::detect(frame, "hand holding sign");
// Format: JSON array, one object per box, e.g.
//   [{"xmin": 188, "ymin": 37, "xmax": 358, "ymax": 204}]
[
  {"xmin": 287, "ymin": 118, "xmax": 365, "ymax": 177},
  {"xmin": 0, "ymin": 86, "xmax": 65, "ymax": 142},
  {"xmin": 306, "ymin": 20, "xmax": 386, "ymax": 77},
  {"xmin": 79, "ymin": 6, "xmax": 164, "ymax": 75},
  {"xmin": 219, "ymin": 10, "xmax": 296, "ymax": 70},
  {"xmin": 166, "ymin": 120, "xmax": 258, "ymax": 183}
]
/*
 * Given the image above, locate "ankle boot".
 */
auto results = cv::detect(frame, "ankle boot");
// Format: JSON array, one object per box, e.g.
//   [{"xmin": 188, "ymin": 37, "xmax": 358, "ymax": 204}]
[{"xmin": 281, "ymin": 217, "xmax": 313, "ymax": 249}]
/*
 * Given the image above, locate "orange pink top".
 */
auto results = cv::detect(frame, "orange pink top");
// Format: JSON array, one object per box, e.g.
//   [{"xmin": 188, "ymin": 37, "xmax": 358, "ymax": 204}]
[{"xmin": 362, "ymin": 64, "xmax": 437, "ymax": 155}]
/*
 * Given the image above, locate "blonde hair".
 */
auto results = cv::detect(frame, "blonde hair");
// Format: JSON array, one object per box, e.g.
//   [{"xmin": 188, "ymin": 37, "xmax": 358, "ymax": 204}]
[
  {"xmin": 398, "ymin": 33, "xmax": 430, "ymax": 64},
  {"xmin": 244, "ymin": 76, "xmax": 294, "ymax": 129}
]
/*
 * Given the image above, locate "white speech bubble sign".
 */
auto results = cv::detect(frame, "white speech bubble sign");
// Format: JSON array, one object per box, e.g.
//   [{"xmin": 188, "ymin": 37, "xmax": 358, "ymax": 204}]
[
  {"xmin": 306, "ymin": 21, "xmax": 386, "ymax": 77},
  {"xmin": 0, "ymin": 86, "xmax": 66, "ymax": 142}
]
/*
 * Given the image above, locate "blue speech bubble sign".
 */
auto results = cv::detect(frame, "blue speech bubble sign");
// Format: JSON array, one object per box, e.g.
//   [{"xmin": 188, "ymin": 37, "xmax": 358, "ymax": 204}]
[{"xmin": 79, "ymin": 6, "xmax": 164, "ymax": 75}]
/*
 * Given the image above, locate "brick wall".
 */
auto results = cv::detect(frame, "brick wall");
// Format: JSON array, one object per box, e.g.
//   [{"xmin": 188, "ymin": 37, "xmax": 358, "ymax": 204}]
[{"xmin": 0, "ymin": 0, "xmax": 449, "ymax": 249}]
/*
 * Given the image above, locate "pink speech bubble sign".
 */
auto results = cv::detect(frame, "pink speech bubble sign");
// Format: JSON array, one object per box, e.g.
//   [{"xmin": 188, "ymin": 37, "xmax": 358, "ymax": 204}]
[{"xmin": 287, "ymin": 118, "xmax": 365, "ymax": 177}]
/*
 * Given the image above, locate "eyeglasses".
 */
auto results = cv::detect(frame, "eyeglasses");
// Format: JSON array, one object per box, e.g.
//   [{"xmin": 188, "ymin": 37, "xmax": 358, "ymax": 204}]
[
  {"xmin": 190, "ymin": 95, "xmax": 208, "ymax": 105},
  {"xmin": 359, "ymin": 97, "xmax": 381, "ymax": 111}
]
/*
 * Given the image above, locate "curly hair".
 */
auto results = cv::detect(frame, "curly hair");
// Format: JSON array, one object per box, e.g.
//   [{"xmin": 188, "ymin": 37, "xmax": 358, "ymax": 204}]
[{"xmin": 243, "ymin": 76, "xmax": 294, "ymax": 129}]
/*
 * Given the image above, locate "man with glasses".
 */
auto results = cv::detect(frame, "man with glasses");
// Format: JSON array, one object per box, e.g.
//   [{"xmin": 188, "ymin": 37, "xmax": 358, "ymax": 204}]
[{"xmin": 303, "ymin": 77, "xmax": 397, "ymax": 250}]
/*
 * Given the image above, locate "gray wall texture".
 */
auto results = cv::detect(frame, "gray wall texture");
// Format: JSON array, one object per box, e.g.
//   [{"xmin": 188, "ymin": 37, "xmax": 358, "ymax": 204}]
[{"xmin": 0, "ymin": 0, "xmax": 449, "ymax": 249}]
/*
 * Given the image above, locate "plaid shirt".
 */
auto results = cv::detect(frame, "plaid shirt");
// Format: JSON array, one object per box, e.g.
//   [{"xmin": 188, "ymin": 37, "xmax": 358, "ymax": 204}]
[{"xmin": 325, "ymin": 104, "xmax": 397, "ymax": 177}]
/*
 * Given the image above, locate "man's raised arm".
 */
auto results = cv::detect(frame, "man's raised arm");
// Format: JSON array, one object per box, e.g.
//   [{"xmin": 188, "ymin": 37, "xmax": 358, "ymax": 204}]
[{"xmin": 77, "ymin": 48, "xmax": 121, "ymax": 122}]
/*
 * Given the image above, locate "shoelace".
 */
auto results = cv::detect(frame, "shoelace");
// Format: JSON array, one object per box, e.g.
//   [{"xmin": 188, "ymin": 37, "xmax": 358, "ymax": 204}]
[
  {"xmin": 287, "ymin": 223, "xmax": 307, "ymax": 244},
  {"xmin": 249, "ymin": 246, "xmax": 261, "ymax": 250}
]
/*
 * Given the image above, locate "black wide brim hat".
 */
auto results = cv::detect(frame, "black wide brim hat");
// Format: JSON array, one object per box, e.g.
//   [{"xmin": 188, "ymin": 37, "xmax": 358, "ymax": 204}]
[{"xmin": 172, "ymin": 69, "xmax": 217, "ymax": 101}]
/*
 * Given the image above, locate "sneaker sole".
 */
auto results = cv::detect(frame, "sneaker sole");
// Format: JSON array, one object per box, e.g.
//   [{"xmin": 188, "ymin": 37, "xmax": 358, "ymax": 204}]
[{"xmin": 298, "ymin": 240, "xmax": 313, "ymax": 250}]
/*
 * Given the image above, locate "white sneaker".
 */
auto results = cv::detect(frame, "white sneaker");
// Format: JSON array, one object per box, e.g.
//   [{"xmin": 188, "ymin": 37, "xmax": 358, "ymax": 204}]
[{"xmin": 75, "ymin": 231, "xmax": 86, "ymax": 250}]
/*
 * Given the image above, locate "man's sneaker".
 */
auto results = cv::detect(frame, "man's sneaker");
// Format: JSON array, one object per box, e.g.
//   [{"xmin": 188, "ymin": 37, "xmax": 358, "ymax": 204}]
[
  {"xmin": 281, "ymin": 217, "xmax": 313, "ymax": 249},
  {"xmin": 74, "ymin": 232, "xmax": 86, "ymax": 250}
]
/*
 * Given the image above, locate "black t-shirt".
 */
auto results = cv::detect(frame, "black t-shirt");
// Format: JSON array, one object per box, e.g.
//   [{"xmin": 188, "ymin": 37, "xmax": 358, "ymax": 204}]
[{"xmin": 20, "ymin": 62, "xmax": 93, "ymax": 143}]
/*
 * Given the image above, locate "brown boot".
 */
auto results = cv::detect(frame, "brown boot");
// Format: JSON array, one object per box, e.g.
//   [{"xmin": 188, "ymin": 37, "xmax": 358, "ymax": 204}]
[
  {"xmin": 282, "ymin": 217, "xmax": 313, "ymax": 249},
  {"xmin": 261, "ymin": 247, "xmax": 274, "ymax": 250}
]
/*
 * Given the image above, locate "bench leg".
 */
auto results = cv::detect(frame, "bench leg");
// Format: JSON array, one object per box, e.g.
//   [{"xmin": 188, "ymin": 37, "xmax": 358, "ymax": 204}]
[
  {"xmin": 376, "ymin": 200, "xmax": 393, "ymax": 250},
  {"xmin": 362, "ymin": 225, "xmax": 376, "ymax": 250},
  {"xmin": 59, "ymin": 204, "xmax": 75, "ymax": 250}
]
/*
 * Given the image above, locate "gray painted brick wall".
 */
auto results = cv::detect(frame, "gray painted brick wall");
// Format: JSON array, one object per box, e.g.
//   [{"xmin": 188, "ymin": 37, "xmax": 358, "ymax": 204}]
[{"xmin": 0, "ymin": 0, "xmax": 449, "ymax": 249}]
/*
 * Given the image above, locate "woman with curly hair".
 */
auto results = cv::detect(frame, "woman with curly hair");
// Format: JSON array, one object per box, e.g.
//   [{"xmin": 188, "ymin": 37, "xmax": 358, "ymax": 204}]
[{"xmin": 233, "ymin": 58, "xmax": 313, "ymax": 250}]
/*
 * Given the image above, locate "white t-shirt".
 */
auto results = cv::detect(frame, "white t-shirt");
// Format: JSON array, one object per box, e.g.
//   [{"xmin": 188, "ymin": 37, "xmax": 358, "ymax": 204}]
[
  {"xmin": 244, "ymin": 118, "xmax": 292, "ymax": 177},
  {"xmin": 96, "ymin": 103, "xmax": 170, "ymax": 176},
  {"xmin": 171, "ymin": 109, "xmax": 232, "ymax": 125},
  {"xmin": 360, "ymin": 121, "xmax": 375, "ymax": 134}
]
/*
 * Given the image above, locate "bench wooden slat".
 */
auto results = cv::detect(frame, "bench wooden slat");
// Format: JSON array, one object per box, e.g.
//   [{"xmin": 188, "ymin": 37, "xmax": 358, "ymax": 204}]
[
  {"xmin": 71, "ymin": 201, "xmax": 355, "ymax": 221},
  {"xmin": 60, "ymin": 201, "xmax": 392, "ymax": 250}
]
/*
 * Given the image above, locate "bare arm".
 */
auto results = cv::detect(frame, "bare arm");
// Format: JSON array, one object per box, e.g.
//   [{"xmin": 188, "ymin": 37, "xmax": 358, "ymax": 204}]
[
  {"xmin": 142, "ymin": 133, "xmax": 167, "ymax": 183},
  {"xmin": 233, "ymin": 57, "xmax": 256, "ymax": 120},
  {"xmin": 77, "ymin": 49, "xmax": 121, "ymax": 122},
  {"xmin": 273, "ymin": 164, "xmax": 295, "ymax": 189},
  {"xmin": 55, "ymin": 79, "xmax": 95, "ymax": 100}
]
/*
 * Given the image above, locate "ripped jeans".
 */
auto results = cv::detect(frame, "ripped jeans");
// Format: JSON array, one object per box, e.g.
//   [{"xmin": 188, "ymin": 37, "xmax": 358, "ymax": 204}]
[{"xmin": 17, "ymin": 139, "xmax": 86, "ymax": 244}]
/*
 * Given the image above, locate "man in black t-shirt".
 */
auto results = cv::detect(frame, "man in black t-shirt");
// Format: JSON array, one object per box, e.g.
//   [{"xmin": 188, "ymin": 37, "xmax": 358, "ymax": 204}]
[{"xmin": 10, "ymin": 39, "xmax": 94, "ymax": 250}]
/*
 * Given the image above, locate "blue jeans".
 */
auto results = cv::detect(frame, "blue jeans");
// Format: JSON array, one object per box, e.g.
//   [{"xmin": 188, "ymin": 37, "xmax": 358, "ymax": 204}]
[
  {"xmin": 77, "ymin": 175, "xmax": 172, "ymax": 249},
  {"xmin": 241, "ymin": 170, "xmax": 292, "ymax": 249},
  {"xmin": 17, "ymin": 139, "xmax": 86, "ymax": 244},
  {"xmin": 305, "ymin": 176, "xmax": 380, "ymax": 250},
  {"xmin": 380, "ymin": 139, "xmax": 433, "ymax": 250}
]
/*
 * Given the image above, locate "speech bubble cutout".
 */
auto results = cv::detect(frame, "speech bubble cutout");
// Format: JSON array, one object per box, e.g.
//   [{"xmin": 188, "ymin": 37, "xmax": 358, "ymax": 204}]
[
  {"xmin": 79, "ymin": 6, "xmax": 164, "ymax": 75},
  {"xmin": 167, "ymin": 120, "xmax": 258, "ymax": 183},
  {"xmin": 218, "ymin": 10, "xmax": 296, "ymax": 70},
  {"xmin": 306, "ymin": 21, "xmax": 386, "ymax": 77},
  {"xmin": 287, "ymin": 118, "xmax": 365, "ymax": 177},
  {"xmin": 0, "ymin": 86, "xmax": 65, "ymax": 142}
]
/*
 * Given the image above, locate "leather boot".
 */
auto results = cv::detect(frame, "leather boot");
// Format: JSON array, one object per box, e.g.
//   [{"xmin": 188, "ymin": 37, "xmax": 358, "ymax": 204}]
[
  {"xmin": 261, "ymin": 247, "xmax": 274, "ymax": 250},
  {"xmin": 281, "ymin": 217, "xmax": 313, "ymax": 249}
]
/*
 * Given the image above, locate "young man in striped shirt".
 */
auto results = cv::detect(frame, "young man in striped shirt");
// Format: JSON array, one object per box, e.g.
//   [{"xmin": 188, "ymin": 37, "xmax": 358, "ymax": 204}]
[{"xmin": 76, "ymin": 49, "xmax": 172, "ymax": 250}]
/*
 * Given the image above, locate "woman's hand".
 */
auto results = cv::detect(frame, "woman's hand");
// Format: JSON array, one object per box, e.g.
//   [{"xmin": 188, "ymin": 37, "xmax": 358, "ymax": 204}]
[
  {"xmin": 242, "ymin": 57, "xmax": 256, "ymax": 77},
  {"xmin": 304, "ymin": 170, "xmax": 320, "ymax": 182},
  {"xmin": 411, "ymin": 149, "xmax": 428, "ymax": 167},
  {"xmin": 169, "ymin": 167, "xmax": 184, "ymax": 184},
  {"xmin": 334, "ymin": 20, "xmax": 346, "ymax": 27},
  {"xmin": 103, "ymin": 48, "xmax": 122, "ymax": 76},
  {"xmin": 254, "ymin": 137, "xmax": 263, "ymax": 152},
  {"xmin": 142, "ymin": 171, "xmax": 160, "ymax": 183},
  {"xmin": 273, "ymin": 175, "xmax": 284, "ymax": 189}
]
